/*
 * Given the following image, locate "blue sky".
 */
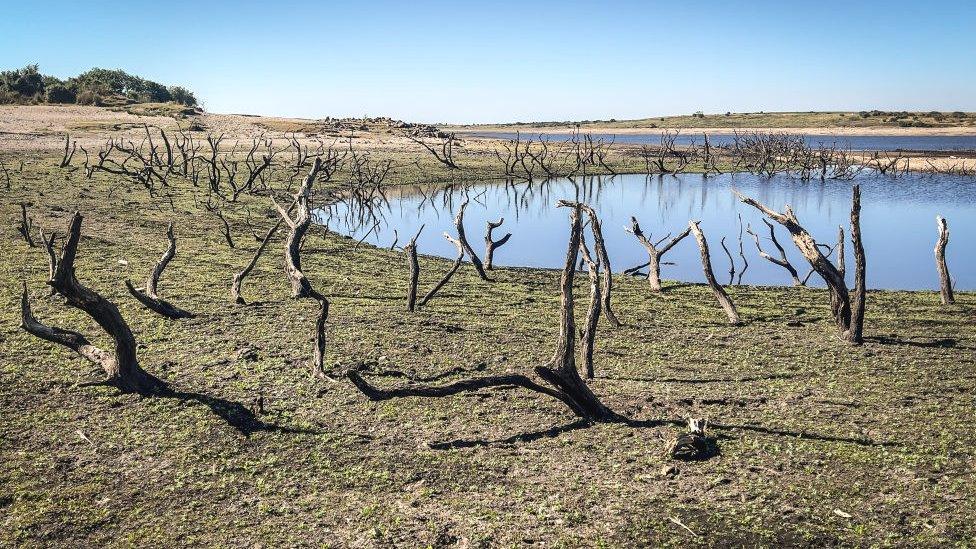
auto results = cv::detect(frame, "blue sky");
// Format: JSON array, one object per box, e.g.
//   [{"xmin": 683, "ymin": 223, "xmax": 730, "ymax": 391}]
[{"xmin": 2, "ymin": 0, "xmax": 974, "ymax": 123}]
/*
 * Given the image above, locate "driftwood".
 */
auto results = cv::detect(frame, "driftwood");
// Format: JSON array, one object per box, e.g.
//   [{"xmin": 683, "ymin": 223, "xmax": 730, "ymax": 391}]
[
  {"xmin": 689, "ymin": 221, "xmax": 741, "ymax": 325},
  {"xmin": 735, "ymin": 186, "xmax": 866, "ymax": 343},
  {"xmin": 454, "ymin": 199, "xmax": 490, "ymax": 280},
  {"xmin": 625, "ymin": 217, "xmax": 690, "ymax": 291},
  {"xmin": 231, "ymin": 218, "xmax": 284, "ymax": 305},
  {"xmin": 484, "ymin": 218, "xmax": 512, "ymax": 270},
  {"xmin": 348, "ymin": 203, "xmax": 617, "ymax": 422},
  {"xmin": 21, "ymin": 212, "xmax": 166, "ymax": 394},
  {"xmin": 935, "ymin": 216, "xmax": 955, "ymax": 305}
]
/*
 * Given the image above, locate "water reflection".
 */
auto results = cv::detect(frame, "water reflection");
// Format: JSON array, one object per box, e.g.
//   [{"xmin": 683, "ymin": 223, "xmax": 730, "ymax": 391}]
[{"xmin": 320, "ymin": 173, "xmax": 975, "ymax": 290}]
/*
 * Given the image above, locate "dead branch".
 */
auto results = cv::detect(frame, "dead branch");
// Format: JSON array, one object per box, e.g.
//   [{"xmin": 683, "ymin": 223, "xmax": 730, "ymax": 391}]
[
  {"xmin": 454, "ymin": 198, "xmax": 490, "ymax": 280},
  {"xmin": 59, "ymin": 133, "xmax": 76, "ymax": 168},
  {"xmin": 125, "ymin": 223, "xmax": 194, "ymax": 319},
  {"xmin": 720, "ymin": 236, "xmax": 736, "ymax": 286},
  {"xmin": 419, "ymin": 233, "xmax": 465, "ymax": 308},
  {"xmin": 232, "ymin": 218, "xmax": 284, "ymax": 304},
  {"xmin": 17, "ymin": 203, "xmax": 36, "ymax": 247},
  {"xmin": 406, "ymin": 132, "xmax": 460, "ymax": 170},
  {"xmin": 689, "ymin": 221, "xmax": 741, "ymax": 325},
  {"xmin": 484, "ymin": 217, "xmax": 512, "ymax": 270},
  {"xmin": 625, "ymin": 217, "xmax": 691, "ymax": 291},
  {"xmin": 747, "ymin": 220, "xmax": 802, "ymax": 286},
  {"xmin": 21, "ymin": 213, "xmax": 166, "ymax": 394}
]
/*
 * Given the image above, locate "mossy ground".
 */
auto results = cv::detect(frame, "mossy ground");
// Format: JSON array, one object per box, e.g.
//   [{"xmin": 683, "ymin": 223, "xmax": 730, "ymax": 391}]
[{"xmin": 1, "ymin": 147, "xmax": 974, "ymax": 547}]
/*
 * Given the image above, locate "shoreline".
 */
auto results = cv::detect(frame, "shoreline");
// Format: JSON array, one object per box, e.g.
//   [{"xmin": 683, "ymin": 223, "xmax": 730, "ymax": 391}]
[{"xmin": 450, "ymin": 125, "xmax": 976, "ymax": 137}]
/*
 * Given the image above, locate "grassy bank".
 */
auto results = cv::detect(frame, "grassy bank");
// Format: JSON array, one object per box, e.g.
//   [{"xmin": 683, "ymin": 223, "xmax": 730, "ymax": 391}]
[{"xmin": 1, "ymin": 149, "xmax": 975, "ymax": 546}]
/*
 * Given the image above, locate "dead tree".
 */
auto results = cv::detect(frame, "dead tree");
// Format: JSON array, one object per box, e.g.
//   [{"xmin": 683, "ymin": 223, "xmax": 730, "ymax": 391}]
[
  {"xmin": 272, "ymin": 158, "xmax": 332, "ymax": 377},
  {"xmin": 747, "ymin": 220, "xmax": 802, "ymax": 286},
  {"xmin": 419, "ymin": 233, "xmax": 466, "ymax": 308},
  {"xmin": 0, "ymin": 158, "xmax": 11, "ymax": 189},
  {"xmin": 689, "ymin": 221, "xmax": 741, "ymax": 325},
  {"xmin": 204, "ymin": 198, "xmax": 235, "ymax": 249},
  {"xmin": 406, "ymin": 133, "xmax": 459, "ymax": 170},
  {"xmin": 125, "ymin": 223, "xmax": 194, "ymax": 319},
  {"xmin": 231, "ymin": 219, "xmax": 284, "ymax": 305},
  {"xmin": 59, "ymin": 134, "xmax": 76, "ymax": 168},
  {"xmin": 558, "ymin": 200, "xmax": 620, "ymax": 327},
  {"xmin": 454, "ymin": 199, "xmax": 490, "ymax": 280},
  {"xmin": 735, "ymin": 186, "xmax": 866, "ymax": 343},
  {"xmin": 934, "ymin": 216, "xmax": 955, "ymax": 305},
  {"xmin": 578, "ymin": 234, "xmax": 601, "ymax": 379},
  {"xmin": 625, "ymin": 217, "xmax": 690, "ymax": 292},
  {"xmin": 21, "ymin": 213, "xmax": 166, "ymax": 394},
  {"xmin": 17, "ymin": 203, "xmax": 36, "ymax": 247},
  {"xmin": 484, "ymin": 218, "xmax": 512, "ymax": 270},
  {"xmin": 404, "ymin": 226, "xmax": 422, "ymax": 312},
  {"xmin": 347, "ymin": 203, "xmax": 618, "ymax": 422}
]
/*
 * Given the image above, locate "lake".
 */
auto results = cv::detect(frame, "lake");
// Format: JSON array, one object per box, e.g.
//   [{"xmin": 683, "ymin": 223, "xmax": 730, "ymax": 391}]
[
  {"xmin": 321, "ymin": 173, "xmax": 975, "ymax": 291},
  {"xmin": 464, "ymin": 131, "xmax": 976, "ymax": 152}
]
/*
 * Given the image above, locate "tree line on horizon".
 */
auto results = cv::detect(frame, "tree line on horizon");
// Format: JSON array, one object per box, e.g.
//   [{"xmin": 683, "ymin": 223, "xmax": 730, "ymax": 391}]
[{"xmin": 0, "ymin": 64, "xmax": 198, "ymax": 108}]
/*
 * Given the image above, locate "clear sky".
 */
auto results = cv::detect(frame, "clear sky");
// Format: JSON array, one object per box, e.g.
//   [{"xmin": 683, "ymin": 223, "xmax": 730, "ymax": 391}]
[{"xmin": 2, "ymin": 0, "xmax": 974, "ymax": 123}]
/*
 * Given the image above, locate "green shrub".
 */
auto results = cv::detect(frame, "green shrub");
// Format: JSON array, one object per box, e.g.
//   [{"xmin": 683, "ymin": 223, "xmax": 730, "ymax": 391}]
[
  {"xmin": 45, "ymin": 83, "xmax": 76, "ymax": 104},
  {"xmin": 167, "ymin": 86, "xmax": 197, "ymax": 107}
]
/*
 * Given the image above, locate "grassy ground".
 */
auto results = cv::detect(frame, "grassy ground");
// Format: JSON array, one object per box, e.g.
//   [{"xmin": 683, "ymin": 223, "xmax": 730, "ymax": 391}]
[
  {"xmin": 2, "ymin": 144, "xmax": 975, "ymax": 546},
  {"xmin": 452, "ymin": 111, "xmax": 976, "ymax": 132}
]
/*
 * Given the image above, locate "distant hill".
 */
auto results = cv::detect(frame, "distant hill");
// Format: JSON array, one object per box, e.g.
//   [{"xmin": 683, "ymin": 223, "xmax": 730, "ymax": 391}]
[
  {"xmin": 452, "ymin": 111, "xmax": 976, "ymax": 131},
  {"xmin": 0, "ymin": 64, "xmax": 199, "ymax": 109}
]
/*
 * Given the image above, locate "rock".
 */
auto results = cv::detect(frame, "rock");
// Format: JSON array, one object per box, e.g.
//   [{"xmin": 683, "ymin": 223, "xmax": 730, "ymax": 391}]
[{"xmin": 661, "ymin": 464, "xmax": 680, "ymax": 478}]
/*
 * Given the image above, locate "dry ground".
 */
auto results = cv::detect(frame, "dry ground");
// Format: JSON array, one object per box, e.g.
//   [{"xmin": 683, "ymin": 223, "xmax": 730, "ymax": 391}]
[{"xmin": 1, "ymin": 107, "xmax": 975, "ymax": 546}]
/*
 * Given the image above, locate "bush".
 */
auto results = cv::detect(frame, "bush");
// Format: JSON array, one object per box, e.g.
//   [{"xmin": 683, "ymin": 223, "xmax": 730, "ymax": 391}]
[
  {"xmin": 0, "ymin": 64, "xmax": 44, "ymax": 97},
  {"xmin": 168, "ymin": 86, "xmax": 197, "ymax": 107},
  {"xmin": 75, "ymin": 90, "xmax": 101, "ymax": 106},
  {"xmin": 45, "ymin": 83, "xmax": 76, "ymax": 104}
]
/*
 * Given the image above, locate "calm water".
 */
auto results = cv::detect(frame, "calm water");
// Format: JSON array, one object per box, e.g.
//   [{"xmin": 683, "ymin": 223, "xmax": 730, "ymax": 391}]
[
  {"xmin": 467, "ymin": 131, "xmax": 976, "ymax": 152},
  {"xmin": 321, "ymin": 173, "xmax": 975, "ymax": 291}
]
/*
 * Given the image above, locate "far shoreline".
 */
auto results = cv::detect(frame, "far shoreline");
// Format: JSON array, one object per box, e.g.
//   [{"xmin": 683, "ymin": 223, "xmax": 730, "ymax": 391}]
[{"xmin": 449, "ymin": 125, "xmax": 976, "ymax": 137}]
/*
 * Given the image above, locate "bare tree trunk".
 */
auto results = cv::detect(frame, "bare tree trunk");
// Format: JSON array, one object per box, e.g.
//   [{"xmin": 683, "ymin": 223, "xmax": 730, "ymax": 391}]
[
  {"xmin": 689, "ymin": 221, "xmax": 742, "ymax": 325},
  {"xmin": 232, "ymin": 219, "xmax": 283, "ymax": 305},
  {"xmin": 312, "ymin": 296, "xmax": 329, "ymax": 378},
  {"xmin": 559, "ymin": 200, "xmax": 620, "ymax": 327},
  {"xmin": 836, "ymin": 226, "xmax": 846, "ymax": 280},
  {"xmin": 273, "ymin": 158, "xmax": 322, "ymax": 298},
  {"xmin": 405, "ymin": 227, "xmax": 421, "ymax": 312},
  {"xmin": 846, "ymin": 185, "xmax": 866, "ymax": 345},
  {"xmin": 17, "ymin": 203, "xmax": 36, "ymax": 247},
  {"xmin": 454, "ymin": 199, "xmax": 490, "ymax": 280},
  {"xmin": 626, "ymin": 216, "xmax": 690, "ymax": 292},
  {"xmin": 935, "ymin": 215, "xmax": 955, "ymax": 305},
  {"xmin": 535, "ymin": 204, "xmax": 617, "ymax": 420},
  {"xmin": 484, "ymin": 217, "xmax": 512, "ymax": 270},
  {"xmin": 125, "ymin": 223, "xmax": 193, "ymax": 319},
  {"xmin": 578, "ymin": 234, "xmax": 602, "ymax": 379},
  {"xmin": 22, "ymin": 213, "xmax": 165, "ymax": 394}
]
